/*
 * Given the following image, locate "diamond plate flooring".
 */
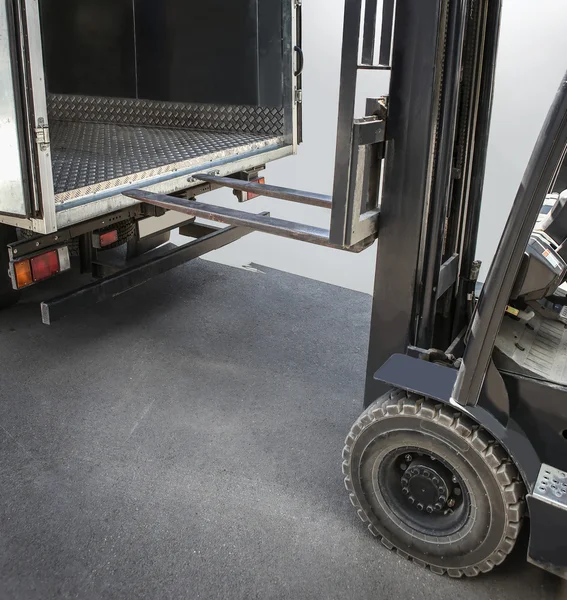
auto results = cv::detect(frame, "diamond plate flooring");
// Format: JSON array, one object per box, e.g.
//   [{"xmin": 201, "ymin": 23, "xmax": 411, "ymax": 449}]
[{"xmin": 50, "ymin": 120, "xmax": 279, "ymax": 198}]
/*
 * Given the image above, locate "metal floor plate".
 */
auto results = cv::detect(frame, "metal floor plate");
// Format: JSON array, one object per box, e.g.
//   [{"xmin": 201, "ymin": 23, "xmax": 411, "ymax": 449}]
[
  {"xmin": 496, "ymin": 312, "xmax": 567, "ymax": 385},
  {"xmin": 50, "ymin": 121, "xmax": 282, "ymax": 203}
]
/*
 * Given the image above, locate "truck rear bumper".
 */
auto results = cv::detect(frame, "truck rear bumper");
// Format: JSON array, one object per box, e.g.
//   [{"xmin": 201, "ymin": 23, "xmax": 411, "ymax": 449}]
[{"xmin": 40, "ymin": 220, "xmax": 258, "ymax": 325}]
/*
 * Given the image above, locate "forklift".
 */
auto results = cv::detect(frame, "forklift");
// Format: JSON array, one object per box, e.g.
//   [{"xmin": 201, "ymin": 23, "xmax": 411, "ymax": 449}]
[
  {"xmin": 4, "ymin": 0, "xmax": 567, "ymax": 580},
  {"xmin": 122, "ymin": 0, "xmax": 567, "ymax": 578}
]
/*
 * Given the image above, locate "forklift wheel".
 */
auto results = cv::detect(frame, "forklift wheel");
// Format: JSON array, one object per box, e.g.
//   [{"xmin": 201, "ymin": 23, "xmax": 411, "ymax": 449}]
[
  {"xmin": 0, "ymin": 224, "xmax": 20, "ymax": 310},
  {"xmin": 343, "ymin": 390, "xmax": 525, "ymax": 577}
]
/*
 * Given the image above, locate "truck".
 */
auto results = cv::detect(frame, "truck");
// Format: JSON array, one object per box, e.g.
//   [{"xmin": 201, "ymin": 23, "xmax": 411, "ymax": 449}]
[
  {"xmin": 3, "ymin": 0, "xmax": 567, "ymax": 582},
  {"xmin": 0, "ymin": 0, "xmax": 308, "ymax": 321}
]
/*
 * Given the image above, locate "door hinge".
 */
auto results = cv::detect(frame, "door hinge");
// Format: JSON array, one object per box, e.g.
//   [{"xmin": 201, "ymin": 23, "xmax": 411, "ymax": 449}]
[
  {"xmin": 295, "ymin": 89, "xmax": 303, "ymax": 104},
  {"xmin": 34, "ymin": 118, "xmax": 50, "ymax": 151}
]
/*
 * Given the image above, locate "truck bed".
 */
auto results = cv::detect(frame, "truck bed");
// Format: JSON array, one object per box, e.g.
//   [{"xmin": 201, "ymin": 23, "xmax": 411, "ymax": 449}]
[
  {"xmin": 50, "ymin": 120, "xmax": 281, "ymax": 203},
  {"xmin": 45, "ymin": 94, "xmax": 287, "ymax": 208}
]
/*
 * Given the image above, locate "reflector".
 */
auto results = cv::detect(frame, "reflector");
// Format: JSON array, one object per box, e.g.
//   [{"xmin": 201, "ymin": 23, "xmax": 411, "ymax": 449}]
[
  {"xmin": 247, "ymin": 177, "xmax": 266, "ymax": 201},
  {"xmin": 14, "ymin": 260, "xmax": 33, "ymax": 288},
  {"xmin": 99, "ymin": 230, "xmax": 119, "ymax": 248}
]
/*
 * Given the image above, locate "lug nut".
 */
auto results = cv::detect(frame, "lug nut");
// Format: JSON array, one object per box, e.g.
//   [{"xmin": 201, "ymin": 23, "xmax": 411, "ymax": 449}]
[
  {"xmin": 401, "ymin": 477, "xmax": 408, "ymax": 486},
  {"xmin": 402, "ymin": 487, "xmax": 409, "ymax": 495},
  {"xmin": 434, "ymin": 502, "xmax": 442, "ymax": 511},
  {"xmin": 408, "ymin": 496, "xmax": 415, "ymax": 504},
  {"xmin": 426, "ymin": 506, "xmax": 434, "ymax": 514},
  {"xmin": 432, "ymin": 477, "xmax": 439, "ymax": 485},
  {"xmin": 439, "ymin": 496, "xmax": 446, "ymax": 503},
  {"xmin": 423, "ymin": 471, "xmax": 430, "ymax": 478},
  {"xmin": 438, "ymin": 487, "xmax": 444, "ymax": 493},
  {"xmin": 417, "ymin": 503, "xmax": 424, "ymax": 511}
]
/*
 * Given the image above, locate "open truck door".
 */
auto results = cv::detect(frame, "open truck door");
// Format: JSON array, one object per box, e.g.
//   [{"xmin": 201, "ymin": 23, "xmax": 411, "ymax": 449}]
[{"xmin": 0, "ymin": 0, "xmax": 56, "ymax": 233}]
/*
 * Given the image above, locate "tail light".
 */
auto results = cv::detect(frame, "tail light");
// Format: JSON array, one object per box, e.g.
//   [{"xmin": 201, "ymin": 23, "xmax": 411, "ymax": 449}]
[
  {"xmin": 244, "ymin": 177, "xmax": 265, "ymax": 201},
  {"xmin": 14, "ymin": 260, "xmax": 33, "ymax": 289},
  {"xmin": 93, "ymin": 229, "xmax": 119, "ymax": 249},
  {"xmin": 30, "ymin": 250, "xmax": 60, "ymax": 281},
  {"xmin": 13, "ymin": 247, "xmax": 71, "ymax": 289},
  {"xmin": 233, "ymin": 176, "xmax": 266, "ymax": 202}
]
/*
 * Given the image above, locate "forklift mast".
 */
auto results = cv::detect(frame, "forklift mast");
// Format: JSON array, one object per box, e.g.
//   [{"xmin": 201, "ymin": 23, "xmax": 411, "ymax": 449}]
[{"xmin": 366, "ymin": 0, "xmax": 502, "ymax": 404}]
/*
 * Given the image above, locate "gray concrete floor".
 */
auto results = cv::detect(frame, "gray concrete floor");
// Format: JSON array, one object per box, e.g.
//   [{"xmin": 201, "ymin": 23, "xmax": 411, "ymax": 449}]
[{"xmin": 0, "ymin": 260, "xmax": 561, "ymax": 599}]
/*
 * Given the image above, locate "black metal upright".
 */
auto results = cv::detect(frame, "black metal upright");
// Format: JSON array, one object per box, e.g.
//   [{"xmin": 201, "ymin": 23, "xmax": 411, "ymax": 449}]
[
  {"xmin": 452, "ymin": 0, "xmax": 502, "ymax": 338},
  {"xmin": 415, "ymin": 0, "xmax": 468, "ymax": 349},
  {"xmin": 364, "ymin": 0, "xmax": 447, "ymax": 405}
]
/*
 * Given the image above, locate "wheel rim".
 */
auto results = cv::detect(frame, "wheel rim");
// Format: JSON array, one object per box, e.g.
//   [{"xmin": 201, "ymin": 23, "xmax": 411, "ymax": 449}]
[{"xmin": 378, "ymin": 447, "xmax": 471, "ymax": 537}]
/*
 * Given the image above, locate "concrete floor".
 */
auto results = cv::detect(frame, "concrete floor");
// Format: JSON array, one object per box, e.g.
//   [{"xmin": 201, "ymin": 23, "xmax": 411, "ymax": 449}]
[{"xmin": 0, "ymin": 260, "xmax": 561, "ymax": 599}]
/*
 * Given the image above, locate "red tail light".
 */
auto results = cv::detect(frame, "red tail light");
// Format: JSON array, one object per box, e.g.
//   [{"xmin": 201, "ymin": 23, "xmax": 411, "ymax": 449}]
[
  {"xmin": 246, "ymin": 177, "xmax": 266, "ymax": 201},
  {"xmin": 97, "ymin": 230, "xmax": 119, "ymax": 248},
  {"xmin": 30, "ymin": 250, "xmax": 59, "ymax": 281},
  {"xmin": 12, "ymin": 246, "xmax": 71, "ymax": 289}
]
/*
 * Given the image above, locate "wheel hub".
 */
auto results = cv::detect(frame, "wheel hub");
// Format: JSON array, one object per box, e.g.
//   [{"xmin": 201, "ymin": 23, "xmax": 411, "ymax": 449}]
[
  {"xmin": 401, "ymin": 462, "xmax": 450, "ymax": 512},
  {"xmin": 379, "ymin": 448, "xmax": 469, "ymax": 536}
]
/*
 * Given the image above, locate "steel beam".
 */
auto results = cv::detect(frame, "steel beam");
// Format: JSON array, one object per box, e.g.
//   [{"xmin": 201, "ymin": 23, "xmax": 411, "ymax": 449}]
[
  {"xmin": 416, "ymin": 0, "xmax": 468, "ymax": 348},
  {"xmin": 361, "ymin": 0, "xmax": 378, "ymax": 65}
]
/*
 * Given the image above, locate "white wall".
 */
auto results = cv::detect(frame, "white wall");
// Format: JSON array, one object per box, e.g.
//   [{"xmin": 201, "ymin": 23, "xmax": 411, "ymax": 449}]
[{"xmin": 202, "ymin": 0, "xmax": 567, "ymax": 294}]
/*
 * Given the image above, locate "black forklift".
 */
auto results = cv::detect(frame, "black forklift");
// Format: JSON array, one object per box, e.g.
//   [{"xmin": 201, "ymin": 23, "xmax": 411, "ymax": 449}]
[
  {"xmin": 124, "ymin": 0, "xmax": 567, "ymax": 579},
  {"xmin": 10, "ymin": 0, "xmax": 567, "ymax": 580},
  {"xmin": 343, "ymin": 0, "xmax": 567, "ymax": 577}
]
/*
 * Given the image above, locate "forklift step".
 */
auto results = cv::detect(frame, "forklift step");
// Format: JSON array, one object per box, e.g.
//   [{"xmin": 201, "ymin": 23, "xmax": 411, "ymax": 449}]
[{"xmin": 533, "ymin": 464, "xmax": 567, "ymax": 511}]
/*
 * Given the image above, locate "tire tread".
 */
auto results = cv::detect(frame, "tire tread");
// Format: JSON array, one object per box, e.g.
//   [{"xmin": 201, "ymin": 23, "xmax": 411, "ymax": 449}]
[{"xmin": 342, "ymin": 392, "xmax": 525, "ymax": 578}]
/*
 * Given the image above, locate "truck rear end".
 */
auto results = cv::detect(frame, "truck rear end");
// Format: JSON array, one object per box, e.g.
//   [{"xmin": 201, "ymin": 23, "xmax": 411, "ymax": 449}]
[{"xmin": 0, "ymin": 0, "xmax": 301, "ymax": 315}]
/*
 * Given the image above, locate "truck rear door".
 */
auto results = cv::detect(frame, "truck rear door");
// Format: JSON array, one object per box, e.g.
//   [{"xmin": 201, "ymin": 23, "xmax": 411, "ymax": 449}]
[{"xmin": 0, "ymin": 0, "xmax": 56, "ymax": 233}]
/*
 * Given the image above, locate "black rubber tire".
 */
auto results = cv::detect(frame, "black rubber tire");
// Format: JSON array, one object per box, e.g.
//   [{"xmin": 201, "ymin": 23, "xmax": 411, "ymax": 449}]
[
  {"xmin": 0, "ymin": 224, "xmax": 20, "ymax": 309},
  {"xmin": 342, "ymin": 389, "xmax": 525, "ymax": 577}
]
